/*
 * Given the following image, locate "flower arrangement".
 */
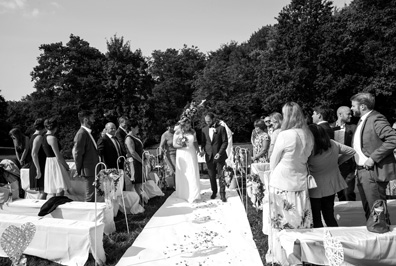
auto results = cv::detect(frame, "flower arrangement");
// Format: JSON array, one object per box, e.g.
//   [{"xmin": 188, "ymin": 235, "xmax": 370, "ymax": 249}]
[
  {"xmin": 175, "ymin": 135, "xmax": 188, "ymax": 147},
  {"xmin": 246, "ymin": 173, "xmax": 265, "ymax": 210},
  {"xmin": 94, "ymin": 168, "xmax": 121, "ymax": 207},
  {"xmin": 179, "ymin": 100, "xmax": 206, "ymax": 123},
  {"xmin": 222, "ymin": 166, "xmax": 235, "ymax": 188}
]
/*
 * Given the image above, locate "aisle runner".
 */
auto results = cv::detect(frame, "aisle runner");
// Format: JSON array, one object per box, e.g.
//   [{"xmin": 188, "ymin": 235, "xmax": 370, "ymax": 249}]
[{"xmin": 117, "ymin": 179, "xmax": 263, "ymax": 266}]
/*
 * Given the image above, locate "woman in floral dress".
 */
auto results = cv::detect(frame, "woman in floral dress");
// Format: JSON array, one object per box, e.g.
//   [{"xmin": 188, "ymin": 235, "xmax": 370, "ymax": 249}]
[
  {"xmin": 264, "ymin": 102, "xmax": 314, "ymax": 264},
  {"xmin": 252, "ymin": 119, "xmax": 270, "ymax": 163}
]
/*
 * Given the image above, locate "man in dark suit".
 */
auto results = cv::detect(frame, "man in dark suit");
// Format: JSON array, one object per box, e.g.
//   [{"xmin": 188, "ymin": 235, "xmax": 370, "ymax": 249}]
[
  {"xmin": 312, "ymin": 106, "xmax": 334, "ymax": 139},
  {"xmin": 351, "ymin": 92, "xmax": 396, "ymax": 220},
  {"xmin": 200, "ymin": 112, "xmax": 228, "ymax": 202},
  {"xmin": 73, "ymin": 110, "xmax": 99, "ymax": 202},
  {"xmin": 97, "ymin": 122, "xmax": 123, "ymax": 169},
  {"xmin": 115, "ymin": 116, "xmax": 129, "ymax": 156},
  {"xmin": 331, "ymin": 106, "xmax": 357, "ymax": 201}
]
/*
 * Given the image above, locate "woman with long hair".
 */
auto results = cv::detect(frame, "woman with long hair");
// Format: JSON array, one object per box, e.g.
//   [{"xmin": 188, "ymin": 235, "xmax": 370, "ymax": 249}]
[
  {"xmin": 265, "ymin": 102, "xmax": 314, "ymax": 264},
  {"xmin": 9, "ymin": 128, "xmax": 30, "ymax": 168},
  {"xmin": 29, "ymin": 118, "xmax": 47, "ymax": 199},
  {"xmin": 173, "ymin": 118, "xmax": 201, "ymax": 203},
  {"xmin": 308, "ymin": 124, "xmax": 355, "ymax": 228},
  {"xmin": 268, "ymin": 112, "xmax": 283, "ymax": 158},
  {"xmin": 42, "ymin": 117, "xmax": 71, "ymax": 198}
]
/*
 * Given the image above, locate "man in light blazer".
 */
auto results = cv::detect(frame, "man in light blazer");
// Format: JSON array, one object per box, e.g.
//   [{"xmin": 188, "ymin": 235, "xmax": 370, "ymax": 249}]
[
  {"xmin": 351, "ymin": 92, "xmax": 396, "ymax": 220},
  {"xmin": 331, "ymin": 106, "xmax": 357, "ymax": 201},
  {"xmin": 200, "ymin": 112, "xmax": 228, "ymax": 202},
  {"xmin": 73, "ymin": 110, "xmax": 99, "ymax": 202}
]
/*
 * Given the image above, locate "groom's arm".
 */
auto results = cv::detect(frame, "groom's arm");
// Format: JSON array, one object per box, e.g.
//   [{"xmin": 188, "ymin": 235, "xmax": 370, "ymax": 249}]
[
  {"xmin": 218, "ymin": 126, "xmax": 228, "ymax": 156},
  {"xmin": 200, "ymin": 129, "xmax": 206, "ymax": 152}
]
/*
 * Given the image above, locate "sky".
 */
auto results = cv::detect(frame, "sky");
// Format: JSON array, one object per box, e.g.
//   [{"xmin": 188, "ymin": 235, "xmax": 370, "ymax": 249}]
[{"xmin": 0, "ymin": 0, "xmax": 351, "ymax": 101}]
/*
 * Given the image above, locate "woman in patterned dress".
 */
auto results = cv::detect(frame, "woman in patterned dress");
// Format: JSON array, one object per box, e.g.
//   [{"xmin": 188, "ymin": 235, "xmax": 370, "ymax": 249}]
[
  {"xmin": 252, "ymin": 119, "xmax": 270, "ymax": 163},
  {"xmin": 265, "ymin": 102, "xmax": 314, "ymax": 264}
]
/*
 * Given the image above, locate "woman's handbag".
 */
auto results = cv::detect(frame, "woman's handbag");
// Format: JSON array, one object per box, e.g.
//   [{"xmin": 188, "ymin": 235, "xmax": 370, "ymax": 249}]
[
  {"xmin": 307, "ymin": 174, "xmax": 317, "ymax": 189},
  {"xmin": 366, "ymin": 199, "xmax": 390, "ymax": 234},
  {"xmin": 306, "ymin": 164, "xmax": 317, "ymax": 189}
]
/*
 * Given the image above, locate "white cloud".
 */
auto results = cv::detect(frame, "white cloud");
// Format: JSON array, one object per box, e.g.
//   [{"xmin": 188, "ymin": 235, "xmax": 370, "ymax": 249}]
[
  {"xmin": 30, "ymin": 7, "xmax": 39, "ymax": 17},
  {"xmin": 0, "ymin": 0, "xmax": 26, "ymax": 11},
  {"xmin": 50, "ymin": 2, "xmax": 62, "ymax": 9}
]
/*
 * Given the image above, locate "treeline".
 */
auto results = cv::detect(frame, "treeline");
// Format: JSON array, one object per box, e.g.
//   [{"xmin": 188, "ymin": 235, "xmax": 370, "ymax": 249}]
[{"xmin": 1, "ymin": 0, "xmax": 395, "ymax": 158}]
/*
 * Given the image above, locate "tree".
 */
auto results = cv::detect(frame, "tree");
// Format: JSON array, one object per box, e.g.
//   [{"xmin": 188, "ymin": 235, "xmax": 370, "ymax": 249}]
[
  {"xmin": 149, "ymin": 45, "xmax": 206, "ymax": 140},
  {"xmin": 0, "ymin": 91, "xmax": 11, "ymax": 146},
  {"xmin": 103, "ymin": 35, "xmax": 155, "ymax": 144},
  {"xmin": 30, "ymin": 34, "xmax": 107, "ymax": 157},
  {"xmin": 193, "ymin": 42, "xmax": 260, "ymax": 141}
]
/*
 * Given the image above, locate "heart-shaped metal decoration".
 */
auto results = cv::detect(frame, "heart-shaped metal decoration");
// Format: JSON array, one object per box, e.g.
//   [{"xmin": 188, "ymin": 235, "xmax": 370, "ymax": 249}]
[{"xmin": 0, "ymin": 222, "xmax": 36, "ymax": 265}]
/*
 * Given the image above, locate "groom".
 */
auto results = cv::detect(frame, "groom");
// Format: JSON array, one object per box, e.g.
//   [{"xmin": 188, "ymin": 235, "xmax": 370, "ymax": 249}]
[{"xmin": 200, "ymin": 112, "xmax": 228, "ymax": 202}]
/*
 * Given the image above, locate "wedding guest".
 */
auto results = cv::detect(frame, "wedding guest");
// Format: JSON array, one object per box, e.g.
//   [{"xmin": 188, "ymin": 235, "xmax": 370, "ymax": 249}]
[
  {"xmin": 73, "ymin": 110, "xmax": 99, "ymax": 202},
  {"xmin": 312, "ymin": 106, "xmax": 334, "ymax": 139},
  {"xmin": 351, "ymin": 92, "xmax": 396, "ymax": 221},
  {"xmin": 97, "ymin": 122, "xmax": 123, "ymax": 169},
  {"xmin": 331, "ymin": 106, "xmax": 357, "ymax": 201},
  {"xmin": 251, "ymin": 119, "xmax": 270, "ymax": 163},
  {"xmin": 115, "ymin": 116, "xmax": 129, "ymax": 155},
  {"xmin": 268, "ymin": 112, "xmax": 283, "ymax": 158},
  {"xmin": 42, "ymin": 117, "xmax": 71, "ymax": 198},
  {"xmin": 9, "ymin": 128, "xmax": 31, "ymax": 169},
  {"xmin": 251, "ymin": 115, "xmax": 265, "ymax": 145},
  {"xmin": 30, "ymin": 118, "xmax": 47, "ymax": 199},
  {"xmin": 264, "ymin": 116, "xmax": 274, "ymax": 136},
  {"xmin": 266, "ymin": 102, "xmax": 314, "ymax": 264},
  {"xmin": 125, "ymin": 120, "xmax": 144, "ymax": 197},
  {"xmin": 159, "ymin": 120, "xmax": 176, "ymax": 188},
  {"xmin": 308, "ymin": 124, "xmax": 355, "ymax": 228}
]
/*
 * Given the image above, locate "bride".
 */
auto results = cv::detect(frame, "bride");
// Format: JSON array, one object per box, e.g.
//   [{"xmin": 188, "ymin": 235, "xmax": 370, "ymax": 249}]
[{"xmin": 173, "ymin": 119, "xmax": 201, "ymax": 203}]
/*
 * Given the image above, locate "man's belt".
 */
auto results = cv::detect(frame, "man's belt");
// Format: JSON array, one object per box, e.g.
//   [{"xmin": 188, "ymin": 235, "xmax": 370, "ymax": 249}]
[{"xmin": 356, "ymin": 165, "xmax": 365, "ymax": 170}]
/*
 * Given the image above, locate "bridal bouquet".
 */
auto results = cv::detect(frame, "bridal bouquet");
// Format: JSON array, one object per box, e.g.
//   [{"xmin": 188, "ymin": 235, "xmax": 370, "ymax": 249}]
[{"xmin": 176, "ymin": 135, "xmax": 188, "ymax": 148}]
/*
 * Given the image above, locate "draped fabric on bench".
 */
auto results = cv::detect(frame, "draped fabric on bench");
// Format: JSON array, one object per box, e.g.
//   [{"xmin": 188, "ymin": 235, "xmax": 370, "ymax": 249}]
[{"xmin": 0, "ymin": 214, "xmax": 106, "ymax": 266}]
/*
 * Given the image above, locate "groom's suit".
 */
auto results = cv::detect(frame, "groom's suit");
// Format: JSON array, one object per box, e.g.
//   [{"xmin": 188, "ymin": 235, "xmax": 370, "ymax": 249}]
[{"xmin": 201, "ymin": 123, "xmax": 228, "ymax": 197}]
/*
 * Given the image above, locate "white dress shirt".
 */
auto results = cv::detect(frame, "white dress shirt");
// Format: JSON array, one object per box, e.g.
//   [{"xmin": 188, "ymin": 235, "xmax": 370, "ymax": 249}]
[
  {"xmin": 353, "ymin": 111, "xmax": 372, "ymax": 166},
  {"xmin": 81, "ymin": 126, "xmax": 97, "ymax": 149},
  {"xmin": 209, "ymin": 128, "xmax": 215, "ymax": 141}
]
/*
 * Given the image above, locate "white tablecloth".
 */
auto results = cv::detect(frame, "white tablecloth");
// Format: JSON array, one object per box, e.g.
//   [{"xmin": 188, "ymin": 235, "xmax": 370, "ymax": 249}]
[
  {"xmin": 278, "ymin": 226, "xmax": 396, "ymax": 265},
  {"xmin": 0, "ymin": 213, "xmax": 106, "ymax": 266},
  {"xmin": 0, "ymin": 199, "xmax": 116, "ymax": 234}
]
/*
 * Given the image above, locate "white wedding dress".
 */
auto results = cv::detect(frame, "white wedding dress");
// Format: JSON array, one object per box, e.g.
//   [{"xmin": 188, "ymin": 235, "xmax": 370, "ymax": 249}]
[{"xmin": 174, "ymin": 133, "xmax": 201, "ymax": 203}]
